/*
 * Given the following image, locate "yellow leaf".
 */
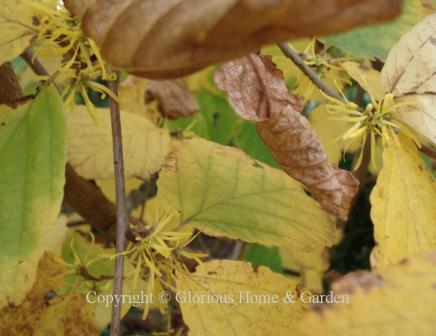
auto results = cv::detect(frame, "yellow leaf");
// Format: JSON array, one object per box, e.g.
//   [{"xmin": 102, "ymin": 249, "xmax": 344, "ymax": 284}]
[
  {"xmin": 96, "ymin": 178, "xmax": 143, "ymax": 203},
  {"xmin": 342, "ymin": 61, "xmax": 383, "ymax": 103},
  {"xmin": 119, "ymin": 75, "xmax": 148, "ymax": 115},
  {"xmin": 298, "ymin": 251, "xmax": 436, "ymax": 336},
  {"xmin": 0, "ymin": 252, "xmax": 67, "ymax": 335},
  {"xmin": 34, "ymin": 291, "xmax": 100, "ymax": 336},
  {"xmin": 280, "ymin": 247, "xmax": 329, "ymax": 293},
  {"xmin": 370, "ymin": 135, "xmax": 436, "ymax": 270},
  {"xmin": 176, "ymin": 260, "xmax": 306, "ymax": 336},
  {"xmin": 158, "ymin": 137, "xmax": 335, "ymax": 250},
  {"xmin": 0, "ymin": 0, "xmax": 41, "ymax": 64},
  {"xmin": 67, "ymin": 106, "xmax": 171, "ymax": 180},
  {"xmin": 382, "ymin": 14, "xmax": 436, "ymax": 149}
]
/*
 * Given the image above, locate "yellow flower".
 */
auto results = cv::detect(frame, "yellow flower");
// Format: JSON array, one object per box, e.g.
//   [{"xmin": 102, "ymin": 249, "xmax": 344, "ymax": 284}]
[
  {"xmin": 25, "ymin": 0, "xmax": 116, "ymax": 118},
  {"xmin": 327, "ymin": 92, "xmax": 419, "ymax": 169}
]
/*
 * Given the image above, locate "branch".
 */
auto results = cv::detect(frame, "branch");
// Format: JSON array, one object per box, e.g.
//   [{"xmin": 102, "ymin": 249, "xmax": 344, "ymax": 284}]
[
  {"xmin": 108, "ymin": 76, "xmax": 128, "ymax": 336},
  {"xmin": 21, "ymin": 48, "xmax": 49, "ymax": 77},
  {"xmin": 64, "ymin": 164, "xmax": 116, "ymax": 240},
  {"xmin": 421, "ymin": 146, "xmax": 436, "ymax": 160},
  {"xmin": 278, "ymin": 42, "xmax": 344, "ymax": 102},
  {"xmin": 0, "ymin": 62, "xmax": 29, "ymax": 106}
]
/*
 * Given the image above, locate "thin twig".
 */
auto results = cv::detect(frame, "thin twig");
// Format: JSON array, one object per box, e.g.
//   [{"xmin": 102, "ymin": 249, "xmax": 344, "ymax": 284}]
[
  {"xmin": 21, "ymin": 48, "xmax": 49, "ymax": 77},
  {"xmin": 278, "ymin": 42, "xmax": 344, "ymax": 102},
  {"xmin": 108, "ymin": 76, "xmax": 128, "ymax": 336}
]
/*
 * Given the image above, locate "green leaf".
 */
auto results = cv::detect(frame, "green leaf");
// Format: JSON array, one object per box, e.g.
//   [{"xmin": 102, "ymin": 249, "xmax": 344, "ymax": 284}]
[
  {"xmin": 234, "ymin": 122, "xmax": 279, "ymax": 167},
  {"xmin": 244, "ymin": 244, "xmax": 283, "ymax": 273},
  {"xmin": 166, "ymin": 91, "xmax": 240, "ymax": 145},
  {"xmin": 157, "ymin": 138, "xmax": 335, "ymax": 250},
  {"xmin": 322, "ymin": 0, "xmax": 426, "ymax": 60},
  {"xmin": 0, "ymin": 86, "xmax": 66, "ymax": 307}
]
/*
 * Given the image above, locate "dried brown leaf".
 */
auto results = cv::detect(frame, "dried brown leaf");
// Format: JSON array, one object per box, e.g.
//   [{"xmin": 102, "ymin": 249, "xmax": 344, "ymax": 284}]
[
  {"xmin": 65, "ymin": 0, "xmax": 401, "ymax": 79},
  {"xmin": 146, "ymin": 79, "xmax": 199, "ymax": 120},
  {"xmin": 216, "ymin": 54, "xmax": 359, "ymax": 220},
  {"xmin": 214, "ymin": 54, "xmax": 298, "ymax": 121}
]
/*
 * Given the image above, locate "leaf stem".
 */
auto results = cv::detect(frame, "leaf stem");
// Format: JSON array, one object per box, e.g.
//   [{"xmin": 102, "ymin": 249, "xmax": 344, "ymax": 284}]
[
  {"xmin": 278, "ymin": 42, "xmax": 344, "ymax": 102},
  {"xmin": 108, "ymin": 76, "xmax": 128, "ymax": 336}
]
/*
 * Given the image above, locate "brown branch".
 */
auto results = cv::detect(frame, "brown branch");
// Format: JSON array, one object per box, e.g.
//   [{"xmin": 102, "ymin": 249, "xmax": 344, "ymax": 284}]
[
  {"xmin": 421, "ymin": 146, "xmax": 436, "ymax": 160},
  {"xmin": 108, "ymin": 76, "xmax": 128, "ymax": 336},
  {"xmin": 0, "ymin": 62, "xmax": 25, "ymax": 106},
  {"xmin": 278, "ymin": 42, "xmax": 344, "ymax": 102},
  {"xmin": 64, "ymin": 164, "xmax": 116, "ymax": 240},
  {"xmin": 21, "ymin": 49, "xmax": 49, "ymax": 77}
]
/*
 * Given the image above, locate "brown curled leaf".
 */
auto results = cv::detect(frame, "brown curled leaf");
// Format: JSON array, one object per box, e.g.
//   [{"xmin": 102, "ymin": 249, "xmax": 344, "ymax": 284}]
[
  {"xmin": 214, "ymin": 54, "xmax": 297, "ymax": 121},
  {"xmin": 65, "ymin": 0, "xmax": 401, "ymax": 79},
  {"xmin": 216, "ymin": 54, "xmax": 359, "ymax": 220},
  {"xmin": 145, "ymin": 79, "xmax": 199, "ymax": 120}
]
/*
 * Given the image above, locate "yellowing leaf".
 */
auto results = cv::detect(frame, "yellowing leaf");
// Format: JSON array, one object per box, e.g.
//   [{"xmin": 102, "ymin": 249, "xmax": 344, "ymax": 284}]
[
  {"xmin": 158, "ymin": 137, "xmax": 335, "ymax": 250},
  {"xmin": 96, "ymin": 178, "xmax": 143, "ymax": 203},
  {"xmin": 0, "ymin": 0, "xmax": 40, "ymax": 65},
  {"xmin": 342, "ymin": 61, "xmax": 383, "ymax": 102},
  {"xmin": 176, "ymin": 260, "xmax": 306, "ymax": 336},
  {"xmin": 0, "ymin": 252, "xmax": 67, "ymax": 335},
  {"xmin": 119, "ymin": 75, "xmax": 148, "ymax": 115},
  {"xmin": 370, "ymin": 135, "xmax": 436, "ymax": 270},
  {"xmin": 67, "ymin": 106, "xmax": 171, "ymax": 180},
  {"xmin": 1, "ymin": 260, "xmax": 100, "ymax": 336},
  {"xmin": 0, "ymin": 86, "xmax": 66, "ymax": 307},
  {"xmin": 66, "ymin": 0, "xmax": 401, "ymax": 78},
  {"xmin": 298, "ymin": 251, "xmax": 436, "ymax": 336},
  {"xmin": 382, "ymin": 13, "xmax": 436, "ymax": 149}
]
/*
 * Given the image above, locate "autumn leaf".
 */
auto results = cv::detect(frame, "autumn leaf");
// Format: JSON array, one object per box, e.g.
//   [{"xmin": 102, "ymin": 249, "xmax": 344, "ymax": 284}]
[
  {"xmin": 342, "ymin": 61, "xmax": 383, "ymax": 103},
  {"xmin": 215, "ymin": 54, "xmax": 297, "ymax": 122},
  {"xmin": 280, "ymin": 247, "xmax": 330, "ymax": 293},
  {"xmin": 298, "ymin": 251, "xmax": 436, "ymax": 336},
  {"xmin": 370, "ymin": 135, "xmax": 436, "ymax": 270},
  {"xmin": 118, "ymin": 76, "xmax": 148, "ymax": 115},
  {"xmin": 34, "ymin": 291, "xmax": 100, "ymax": 336},
  {"xmin": 157, "ymin": 137, "xmax": 335, "ymax": 250},
  {"xmin": 0, "ymin": 252, "xmax": 66, "ymax": 335},
  {"xmin": 0, "ymin": 0, "xmax": 48, "ymax": 65},
  {"xmin": 0, "ymin": 86, "xmax": 66, "ymax": 308},
  {"xmin": 382, "ymin": 13, "xmax": 436, "ymax": 150},
  {"xmin": 67, "ymin": 106, "xmax": 171, "ymax": 180},
  {"xmin": 215, "ymin": 54, "xmax": 359, "ymax": 220},
  {"xmin": 176, "ymin": 260, "xmax": 306, "ymax": 336},
  {"xmin": 65, "ymin": 0, "xmax": 401, "ymax": 79},
  {"xmin": 146, "ymin": 79, "xmax": 199, "ymax": 120}
]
